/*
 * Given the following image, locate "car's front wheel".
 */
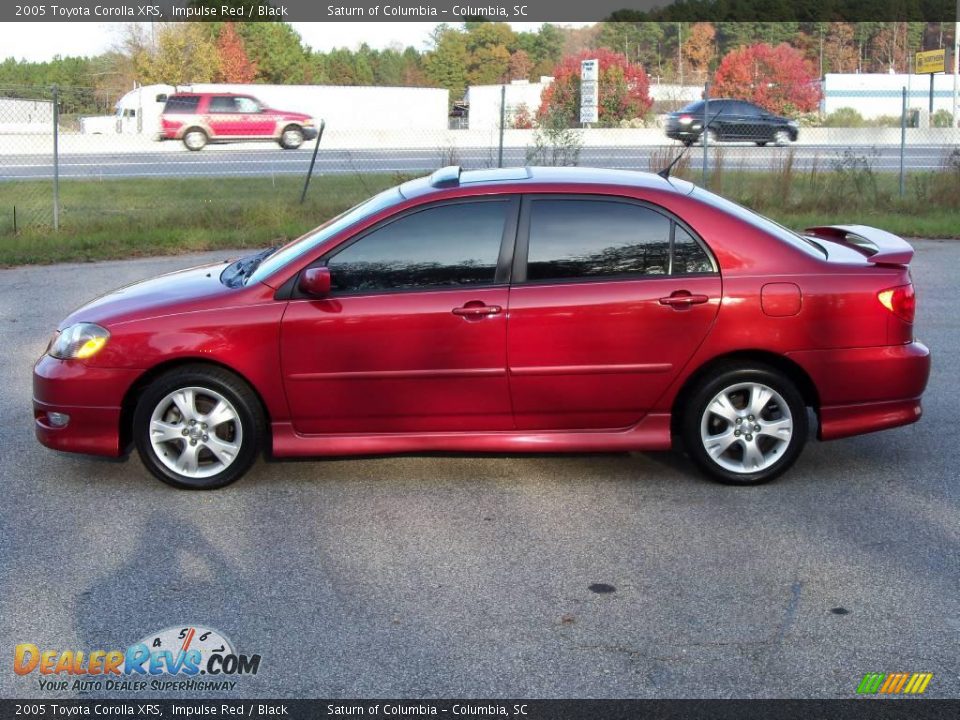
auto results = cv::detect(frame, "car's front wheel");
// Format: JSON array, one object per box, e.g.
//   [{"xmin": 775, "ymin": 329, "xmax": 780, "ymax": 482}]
[
  {"xmin": 773, "ymin": 129, "xmax": 792, "ymax": 146},
  {"xmin": 682, "ymin": 365, "xmax": 808, "ymax": 485},
  {"xmin": 133, "ymin": 365, "xmax": 264, "ymax": 489},
  {"xmin": 279, "ymin": 125, "xmax": 304, "ymax": 149}
]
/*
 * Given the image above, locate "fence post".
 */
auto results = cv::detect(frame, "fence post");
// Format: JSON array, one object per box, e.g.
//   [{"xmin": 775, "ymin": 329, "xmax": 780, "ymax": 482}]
[
  {"xmin": 899, "ymin": 86, "xmax": 907, "ymax": 198},
  {"xmin": 299, "ymin": 120, "xmax": 326, "ymax": 205},
  {"xmin": 702, "ymin": 82, "xmax": 709, "ymax": 187},
  {"xmin": 498, "ymin": 84, "xmax": 506, "ymax": 168},
  {"xmin": 52, "ymin": 84, "xmax": 60, "ymax": 231}
]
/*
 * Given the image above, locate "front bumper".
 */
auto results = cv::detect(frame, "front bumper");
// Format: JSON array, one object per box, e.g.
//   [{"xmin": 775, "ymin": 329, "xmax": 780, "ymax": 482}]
[
  {"xmin": 787, "ymin": 341, "xmax": 931, "ymax": 440},
  {"xmin": 302, "ymin": 126, "xmax": 319, "ymax": 141},
  {"xmin": 33, "ymin": 355, "xmax": 141, "ymax": 457}
]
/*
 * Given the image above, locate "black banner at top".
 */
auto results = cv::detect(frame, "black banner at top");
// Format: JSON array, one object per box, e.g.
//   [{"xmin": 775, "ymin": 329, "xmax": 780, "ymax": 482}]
[{"xmin": 2, "ymin": 0, "xmax": 958, "ymax": 23}]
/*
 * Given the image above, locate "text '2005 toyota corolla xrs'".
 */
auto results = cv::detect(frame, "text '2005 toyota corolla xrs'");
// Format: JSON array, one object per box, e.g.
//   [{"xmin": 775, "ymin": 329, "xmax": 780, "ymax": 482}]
[{"xmin": 34, "ymin": 166, "xmax": 930, "ymax": 489}]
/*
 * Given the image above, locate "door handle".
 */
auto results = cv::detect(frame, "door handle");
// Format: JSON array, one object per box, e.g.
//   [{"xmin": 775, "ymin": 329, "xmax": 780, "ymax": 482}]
[
  {"xmin": 659, "ymin": 292, "xmax": 709, "ymax": 308},
  {"xmin": 452, "ymin": 303, "xmax": 502, "ymax": 317}
]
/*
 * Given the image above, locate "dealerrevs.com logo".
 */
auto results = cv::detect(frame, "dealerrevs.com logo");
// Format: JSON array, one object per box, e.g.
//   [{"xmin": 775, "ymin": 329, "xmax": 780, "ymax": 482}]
[{"xmin": 14, "ymin": 625, "xmax": 261, "ymax": 693}]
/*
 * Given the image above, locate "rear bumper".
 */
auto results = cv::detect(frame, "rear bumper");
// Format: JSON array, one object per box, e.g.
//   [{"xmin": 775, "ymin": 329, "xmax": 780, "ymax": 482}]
[
  {"xmin": 818, "ymin": 397, "xmax": 923, "ymax": 441},
  {"xmin": 787, "ymin": 341, "xmax": 931, "ymax": 440},
  {"xmin": 665, "ymin": 129, "xmax": 699, "ymax": 142},
  {"xmin": 33, "ymin": 355, "xmax": 141, "ymax": 457}
]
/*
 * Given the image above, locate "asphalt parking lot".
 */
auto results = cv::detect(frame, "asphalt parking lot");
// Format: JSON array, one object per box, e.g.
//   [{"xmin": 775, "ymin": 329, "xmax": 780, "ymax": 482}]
[{"xmin": 0, "ymin": 239, "xmax": 957, "ymax": 699}]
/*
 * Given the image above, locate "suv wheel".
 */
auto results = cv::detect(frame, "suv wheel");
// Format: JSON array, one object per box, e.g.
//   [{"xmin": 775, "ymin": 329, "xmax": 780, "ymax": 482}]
[
  {"xmin": 133, "ymin": 365, "xmax": 265, "ymax": 489},
  {"xmin": 183, "ymin": 128, "xmax": 208, "ymax": 151},
  {"xmin": 279, "ymin": 126, "xmax": 304, "ymax": 150},
  {"xmin": 681, "ymin": 364, "xmax": 808, "ymax": 486}
]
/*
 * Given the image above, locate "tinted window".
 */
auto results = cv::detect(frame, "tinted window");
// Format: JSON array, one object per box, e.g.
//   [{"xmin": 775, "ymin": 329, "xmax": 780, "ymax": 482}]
[
  {"xmin": 326, "ymin": 201, "xmax": 508, "ymax": 293},
  {"xmin": 208, "ymin": 97, "xmax": 239, "ymax": 113},
  {"xmin": 679, "ymin": 101, "xmax": 704, "ymax": 114},
  {"xmin": 526, "ymin": 200, "xmax": 671, "ymax": 281},
  {"xmin": 673, "ymin": 225, "xmax": 714, "ymax": 274},
  {"xmin": 734, "ymin": 101, "xmax": 760, "ymax": 116},
  {"xmin": 162, "ymin": 96, "xmax": 200, "ymax": 114}
]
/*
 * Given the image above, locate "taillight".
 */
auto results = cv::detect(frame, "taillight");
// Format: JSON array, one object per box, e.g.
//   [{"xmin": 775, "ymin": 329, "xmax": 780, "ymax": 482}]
[{"xmin": 877, "ymin": 284, "xmax": 915, "ymax": 323}]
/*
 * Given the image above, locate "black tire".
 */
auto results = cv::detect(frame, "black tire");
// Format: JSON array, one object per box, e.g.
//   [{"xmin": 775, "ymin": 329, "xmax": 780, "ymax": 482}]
[
  {"xmin": 182, "ymin": 128, "xmax": 208, "ymax": 151},
  {"xmin": 756, "ymin": 141, "xmax": 768, "ymax": 147},
  {"xmin": 773, "ymin": 129, "xmax": 792, "ymax": 146},
  {"xmin": 279, "ymin": 125, "xmax": 304, "ymax": 149},
  {"xmin": 132, "ymin": 364, "xmax": 265, "ymax": 490},
  {"xmin": 682, "ymin": 139, "xmax": 694, "ymax": 147},
  {"xmin": 681, "ymin": 363, "xmax": 808, "ymax": 486}
]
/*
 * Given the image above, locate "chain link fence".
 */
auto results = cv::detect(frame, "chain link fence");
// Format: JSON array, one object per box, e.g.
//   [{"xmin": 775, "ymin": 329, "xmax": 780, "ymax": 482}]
[{"xmin": 1, "ymin": 83, "xmax": 959, "ymax": 239}]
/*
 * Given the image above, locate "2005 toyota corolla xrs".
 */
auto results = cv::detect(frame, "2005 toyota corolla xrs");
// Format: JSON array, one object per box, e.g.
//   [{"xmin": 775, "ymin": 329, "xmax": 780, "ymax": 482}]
[{"xmin": 34, "ymin": 166, "xmax": 930, "ymax": 489}]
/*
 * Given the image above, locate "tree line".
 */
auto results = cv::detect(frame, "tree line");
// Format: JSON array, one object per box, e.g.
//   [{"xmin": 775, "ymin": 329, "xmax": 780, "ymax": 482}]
[{"xmin": 0, "ymin": 21, "xmax": 954, "ymax": 117}]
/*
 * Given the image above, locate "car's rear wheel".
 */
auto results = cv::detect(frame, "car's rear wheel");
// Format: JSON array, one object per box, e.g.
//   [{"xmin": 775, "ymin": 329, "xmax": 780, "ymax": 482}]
[
  {"xmin": 756, "ymin": 141, "xmax": 768, "ymax": 147},
  {"xmin": 682, "ymin": 365, "xmax": 808, "ymax": 485},
  {"xmin": 279, "ymin": 125, "xmax": 304, "ymax": 149},
  {"xmin": 182, "ymin": 128, "xmax": 208, "ymax": 151},
  {"xmin": 774, "ymin": 129, "xmax": 791, "ymax": 146},
  {"xmin": 133, "ymin": 365, "xmax": 264, "ymax": 489}
]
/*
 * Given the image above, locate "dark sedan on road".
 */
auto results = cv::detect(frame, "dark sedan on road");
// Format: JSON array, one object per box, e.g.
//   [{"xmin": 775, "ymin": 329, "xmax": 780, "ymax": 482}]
[
  {"xmin": 34, "ymin": 166, "xmax": 929, "ymax": 489},
  {"xmin": 666, "ymin": 99, "xmax": 800, "ymax": 146}
]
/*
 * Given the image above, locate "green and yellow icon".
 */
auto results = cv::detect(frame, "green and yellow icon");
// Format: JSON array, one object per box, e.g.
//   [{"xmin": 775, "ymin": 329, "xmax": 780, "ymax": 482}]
[{"xmin": 857, "ymin": 672, "xmax": 933, "ymax": 695}]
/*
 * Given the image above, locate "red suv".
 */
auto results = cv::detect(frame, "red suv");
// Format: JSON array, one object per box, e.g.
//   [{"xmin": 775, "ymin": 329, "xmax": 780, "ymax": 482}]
[
  {"xmin": 158, "ymin": 93, "xmax": 318, "ymax": 150},
  {"xmin": 33, "ymin": 167, "xmax": 930, "ymax": 489}
]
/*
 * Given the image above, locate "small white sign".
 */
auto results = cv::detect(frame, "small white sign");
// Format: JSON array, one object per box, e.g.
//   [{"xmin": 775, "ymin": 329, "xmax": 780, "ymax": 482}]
[
  {"xmin": 580, "ymin": 59, "xmax": 599, "ymax": 82},
  {"xmin": 580, "ymin": 59, "xmax": 599, "ymax": 124}
]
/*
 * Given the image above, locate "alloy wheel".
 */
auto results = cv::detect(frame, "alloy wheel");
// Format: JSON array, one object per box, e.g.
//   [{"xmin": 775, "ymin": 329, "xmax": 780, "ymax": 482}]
[
  {"xmin": 148, "ymin": 386, "xmax": 243, "ymax": 480},
  {"xmin": 699, "ymin": 381, "xmax": 793, "ymax": 474}
]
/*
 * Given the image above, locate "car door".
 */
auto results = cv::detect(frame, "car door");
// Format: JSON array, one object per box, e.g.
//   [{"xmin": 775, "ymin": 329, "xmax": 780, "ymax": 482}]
[
  {"xmin": 705, "ymin": 100, "xmax": 730, "ymax": 139},
  {"xmin": 206, "ymin": 96, "xmax": 242, "ymax": 137},
  {"xmin": 736, "ymin": 102, "xmax": 765, "ymax": 140},
  {"xmin": 235, "ymin": 96, "xmax": 273, "ymax": 137},
  {"xmin": 506, "ymin": 196, "xmax": 721, "ymax": 431},
  {"xmin": 280, "ymin": 197, "xmax": 518, "ymax": 435}
]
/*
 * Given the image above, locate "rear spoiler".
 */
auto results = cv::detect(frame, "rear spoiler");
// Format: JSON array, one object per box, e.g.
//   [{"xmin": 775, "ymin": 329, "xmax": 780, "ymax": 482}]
[{"xmin": 804, "ymin": 225, "xmax": 914, "ymax": 266}]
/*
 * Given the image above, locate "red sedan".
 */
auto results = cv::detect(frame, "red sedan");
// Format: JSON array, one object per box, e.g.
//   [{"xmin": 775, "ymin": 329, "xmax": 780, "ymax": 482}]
[{"xmin": 33, "ymin": 167, "xmax": 930, "ymax": 489}]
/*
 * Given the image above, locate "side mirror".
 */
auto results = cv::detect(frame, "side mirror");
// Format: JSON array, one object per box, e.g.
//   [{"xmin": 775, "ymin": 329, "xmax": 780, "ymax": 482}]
[{"xmin": 299, "ymin": 267, "xmax": 331, "ymax": 297}]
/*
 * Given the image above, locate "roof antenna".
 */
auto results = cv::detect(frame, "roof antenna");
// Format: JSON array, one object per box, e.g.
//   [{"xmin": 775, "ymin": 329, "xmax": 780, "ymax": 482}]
[{"xmin": 657, "ymin": 144, "xmax": 690, "ymax": 180}]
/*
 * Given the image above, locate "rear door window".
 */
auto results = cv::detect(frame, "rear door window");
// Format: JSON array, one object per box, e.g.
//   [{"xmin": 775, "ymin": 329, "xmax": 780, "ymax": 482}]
[
  {"xmin": 208, "ymin": 97, "xmax": 240, "ymax": 113},
  {"xmin": 519, "ymin": 198, "xmax": 715, "ymax": 282}
]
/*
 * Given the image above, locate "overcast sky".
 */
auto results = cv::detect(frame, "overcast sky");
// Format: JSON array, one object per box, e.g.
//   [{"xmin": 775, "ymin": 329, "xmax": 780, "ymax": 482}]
[{"xmin": 0, "ymin": 21, "xmax": 589, "ymax": 62}]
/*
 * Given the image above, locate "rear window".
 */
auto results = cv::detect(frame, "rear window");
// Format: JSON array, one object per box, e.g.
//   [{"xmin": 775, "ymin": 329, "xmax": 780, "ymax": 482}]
[
  {"xmin": 162, "ymin": 96, "xmax": 200, "ymax": 114},
  {"xmin": 692, "ymin": 188, "xmax": 827, "ymax": 258}
]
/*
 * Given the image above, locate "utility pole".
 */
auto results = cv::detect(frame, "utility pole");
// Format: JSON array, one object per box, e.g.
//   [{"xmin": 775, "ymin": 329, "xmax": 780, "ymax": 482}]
[
  {"xmin": 677, "ymin": 22, "xmax": 683, "ymax": 86},
  {"xmin": 953, "ymin": 2, "xmax": 959, "ymax": 126}
]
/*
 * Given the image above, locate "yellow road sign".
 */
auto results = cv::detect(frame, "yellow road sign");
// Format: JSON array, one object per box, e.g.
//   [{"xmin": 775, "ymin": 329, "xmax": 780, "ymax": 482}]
[{"xmin": 916, "ymin": 49, "xmax": 946, "ymax": 74}]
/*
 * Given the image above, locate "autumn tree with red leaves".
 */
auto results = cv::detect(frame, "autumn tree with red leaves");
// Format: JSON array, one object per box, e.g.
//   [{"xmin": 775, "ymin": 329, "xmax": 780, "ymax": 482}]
[
  {"xmin": 537, "ymin": 48, "xmax": 652, "ymax": 128},
  {"xmin": 216, "ymin": 23, "xmax": 257, "ymax": 83},
  {"xmin": 711, "ymin": 43, "xmax": 821, "ymax": 116}
]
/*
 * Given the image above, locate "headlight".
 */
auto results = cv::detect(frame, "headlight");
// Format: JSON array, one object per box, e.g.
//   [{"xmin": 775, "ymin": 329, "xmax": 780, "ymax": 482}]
[
  {"xmin": 302, "ymin": 119, "xmax": 315, "ymax": 127},
  {"xmin": 48, "ymin": 323, "xmax": 110, "ymax": 360}
]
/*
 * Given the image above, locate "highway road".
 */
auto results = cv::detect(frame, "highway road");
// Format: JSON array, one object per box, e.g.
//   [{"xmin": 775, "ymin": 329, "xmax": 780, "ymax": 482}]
[
  {"xmin": 0, "ymin": 143, "xmax": 954, "ymax": 180},
  {"xmin": 0, "ymin": 240, "xmax": 957, "ymax": 700}
]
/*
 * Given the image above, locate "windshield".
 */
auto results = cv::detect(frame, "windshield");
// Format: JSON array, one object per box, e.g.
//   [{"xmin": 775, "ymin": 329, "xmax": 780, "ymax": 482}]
[
  {"xmin": 247, "ymin": 187, "xmax": 403, "ymax": 285},
  {"xmin": 691, "ymin": 187, "xmax": 827, "ymax": 258},
  {"xmin": 679, "ymin": 101, "xmax": 704, "ymax": 114}
]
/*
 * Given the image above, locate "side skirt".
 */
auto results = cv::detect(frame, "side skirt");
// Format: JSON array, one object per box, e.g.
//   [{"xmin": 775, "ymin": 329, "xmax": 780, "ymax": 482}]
[{"xmin": 270, "ymin": 414, "xmax": 673, "ymax": 458}]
